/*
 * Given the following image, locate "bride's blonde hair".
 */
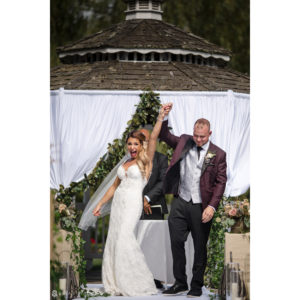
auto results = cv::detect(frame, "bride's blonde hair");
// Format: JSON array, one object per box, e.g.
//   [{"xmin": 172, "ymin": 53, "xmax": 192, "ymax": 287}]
[{"xmin": 126, "ymin": 130, "xmax": 150, "ymax": 178}]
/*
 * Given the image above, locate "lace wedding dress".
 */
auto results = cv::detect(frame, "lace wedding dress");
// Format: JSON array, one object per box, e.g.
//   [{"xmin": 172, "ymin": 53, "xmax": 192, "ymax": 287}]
[{"xmin": 102, "ymin": 164, "xmax": 157, "ymax": 296}]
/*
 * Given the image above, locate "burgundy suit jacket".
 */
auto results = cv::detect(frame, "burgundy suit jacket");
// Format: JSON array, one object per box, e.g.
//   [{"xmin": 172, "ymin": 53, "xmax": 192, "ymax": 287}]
[{"xmin": 159, "ymin": 120, "xmax": 227, "ymax": 211}]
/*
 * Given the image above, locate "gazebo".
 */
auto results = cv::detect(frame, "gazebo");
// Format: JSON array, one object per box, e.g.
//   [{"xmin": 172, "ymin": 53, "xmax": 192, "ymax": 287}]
[{"xmin": 51, "ymin": 0, "xmax": 250, "ymax": 199}]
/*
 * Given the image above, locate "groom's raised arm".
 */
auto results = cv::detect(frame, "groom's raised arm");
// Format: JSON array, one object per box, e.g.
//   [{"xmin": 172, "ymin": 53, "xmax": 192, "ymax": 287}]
[{"xmin": 159, "ymin": 119, "xmax": 180, "ymax": 149}]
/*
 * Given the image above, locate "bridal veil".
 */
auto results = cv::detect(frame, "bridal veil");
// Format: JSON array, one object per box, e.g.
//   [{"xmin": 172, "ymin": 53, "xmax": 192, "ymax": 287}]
[{"xmin": 78, "ymin": 154, "xmax": 129, "ymax": 230}]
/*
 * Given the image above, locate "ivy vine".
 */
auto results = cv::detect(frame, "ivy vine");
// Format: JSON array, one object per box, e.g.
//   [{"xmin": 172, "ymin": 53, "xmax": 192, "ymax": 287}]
[{"xmin": 205, "ymin": 197, "xmax": 228, "ymax": 289}]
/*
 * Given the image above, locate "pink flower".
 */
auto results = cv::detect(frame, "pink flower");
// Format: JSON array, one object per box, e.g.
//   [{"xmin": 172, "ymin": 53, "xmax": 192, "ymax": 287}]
[
  {"xmin": 229, "ymin": 208, "xmax": 237, "ymax": 217},
  {"xmin": 58, "ymin": 203, "xmax": 67, "ymax": 213}
]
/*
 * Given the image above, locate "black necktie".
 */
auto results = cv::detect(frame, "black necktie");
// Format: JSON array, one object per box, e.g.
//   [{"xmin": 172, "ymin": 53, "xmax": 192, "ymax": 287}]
[{"xmin": 197, "ymin": 146, "xmax": 202, "ymax": 159}]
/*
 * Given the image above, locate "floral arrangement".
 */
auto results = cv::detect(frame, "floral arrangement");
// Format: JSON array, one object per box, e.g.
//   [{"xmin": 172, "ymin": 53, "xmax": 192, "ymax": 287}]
[{"xmin": 222, "ymin": 197, "xmax": 250, "ymax": 232}]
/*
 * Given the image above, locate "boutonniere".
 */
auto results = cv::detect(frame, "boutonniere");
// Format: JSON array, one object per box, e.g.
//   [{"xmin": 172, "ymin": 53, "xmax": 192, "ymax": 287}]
[{"xmin": 204, "ymin": 151, "xmax": 216, "ymax": 164}]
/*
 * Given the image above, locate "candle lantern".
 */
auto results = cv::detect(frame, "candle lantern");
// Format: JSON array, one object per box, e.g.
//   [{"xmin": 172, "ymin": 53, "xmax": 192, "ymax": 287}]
[
  {"xmin": 67, "ymin": 264, "xmax": 79, "ymax": 299},
  {"xmin": 225, "ymin": 262, "xmax": 240, "ymax": 300},
  {"xmin": 59, "ymin": 262, "xmax": 69, "ymax": 300},
  {"xmin": 230, "ymin": 269, "xmax": 246, "ymax": 300}
]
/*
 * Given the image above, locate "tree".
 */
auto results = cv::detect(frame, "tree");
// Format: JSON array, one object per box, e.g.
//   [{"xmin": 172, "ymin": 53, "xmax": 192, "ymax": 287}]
[
  {"xmin": 163, "ymin": 0, "xmax": 250, "ymax": 74},
  {"xmin": 51, "ymin": 0, "xmax": 90, "ymax": 67},
  {"xmin": 86, "ymin": 0, "xmax": 126, "ymax": 34}
]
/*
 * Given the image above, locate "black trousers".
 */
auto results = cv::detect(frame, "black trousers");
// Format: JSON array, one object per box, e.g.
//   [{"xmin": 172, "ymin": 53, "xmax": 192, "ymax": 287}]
[{"xmin": 168, "ymin": 196, "xmax": 212, "ymax": 290}]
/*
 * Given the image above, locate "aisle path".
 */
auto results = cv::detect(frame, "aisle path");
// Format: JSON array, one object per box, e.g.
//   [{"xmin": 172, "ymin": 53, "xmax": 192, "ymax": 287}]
[{"xmin": 74, "ymin": 284, "xmax": 218, "ymax": 300}]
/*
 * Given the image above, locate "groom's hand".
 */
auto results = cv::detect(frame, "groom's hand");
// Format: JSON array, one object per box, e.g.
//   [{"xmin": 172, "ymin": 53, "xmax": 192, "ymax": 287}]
[
  {"xmin": 143, "ymin": 197, "xmax": 152, "ymax": 215},
  {"xmin": 162, "ymin": 103, "xmax": 172, "ymax": 116},
  {"xmin": 202, "ymin": 206, "xmax": 214, "ymax": 223}
]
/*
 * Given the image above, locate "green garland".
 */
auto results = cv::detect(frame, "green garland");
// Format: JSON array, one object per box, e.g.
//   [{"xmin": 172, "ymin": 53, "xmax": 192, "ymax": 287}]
[{"xmin": 205, "ymin": 197, "xmax": 228, "ymax": 289}]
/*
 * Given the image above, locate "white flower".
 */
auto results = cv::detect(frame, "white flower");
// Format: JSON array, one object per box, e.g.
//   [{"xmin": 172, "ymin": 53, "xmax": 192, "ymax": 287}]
[{"xmin": 206, "ymin": 152, "xmax": 215, "ymax": 159}]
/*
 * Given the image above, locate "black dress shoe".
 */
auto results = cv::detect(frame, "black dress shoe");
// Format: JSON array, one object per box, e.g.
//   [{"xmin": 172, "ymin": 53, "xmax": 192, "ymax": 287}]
[
  {"xmin": 187, "ymin": 289, "xmax": 203, "ymax": 297},
  {"xmin": 162, "ymin": 283, "xmax": 188, "ymax": 295},
  {"xmin": 154, "ymin": 279, "xmax": 164, "ymax": 289}
]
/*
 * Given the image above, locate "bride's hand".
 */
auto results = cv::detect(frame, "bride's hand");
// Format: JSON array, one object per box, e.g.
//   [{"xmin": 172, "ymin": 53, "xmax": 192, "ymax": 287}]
[{"xmin": 93, "ymin": 203, "xmax": 102, "ymax": 216}]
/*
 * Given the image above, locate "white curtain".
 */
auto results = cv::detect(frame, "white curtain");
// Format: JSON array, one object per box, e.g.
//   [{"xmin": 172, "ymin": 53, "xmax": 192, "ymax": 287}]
[
  {"xmin": 50, "ymin": 89, "xmax": 140, "ymax": 189},
  {"xmin": 50, "ymin": 89, "xmax": 249, "ymax": 196}
]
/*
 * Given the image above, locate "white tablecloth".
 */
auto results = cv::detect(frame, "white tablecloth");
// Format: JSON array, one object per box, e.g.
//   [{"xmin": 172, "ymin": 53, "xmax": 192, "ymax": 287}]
[{"xmin": 136, "ymin": 220, "xmax": 194, "ymax": 287}]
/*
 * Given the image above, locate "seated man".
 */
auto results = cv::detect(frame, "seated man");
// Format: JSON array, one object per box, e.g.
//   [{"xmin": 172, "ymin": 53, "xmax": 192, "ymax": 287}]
[{"xmin": 140, "ymin": 128, "xmax": 169, "ymax": 220}]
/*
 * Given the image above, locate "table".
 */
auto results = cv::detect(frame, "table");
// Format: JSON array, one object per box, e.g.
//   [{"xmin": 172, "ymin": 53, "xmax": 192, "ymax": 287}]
[{"xmin": 136, "ymin": 220, "xmax": 194, "ymax": 287}]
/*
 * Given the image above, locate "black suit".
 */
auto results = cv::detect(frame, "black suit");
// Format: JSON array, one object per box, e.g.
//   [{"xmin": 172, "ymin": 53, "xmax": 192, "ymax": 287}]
[{"xmin": 141, "ymin": 151, "xmax": 168, "ymax": 219}]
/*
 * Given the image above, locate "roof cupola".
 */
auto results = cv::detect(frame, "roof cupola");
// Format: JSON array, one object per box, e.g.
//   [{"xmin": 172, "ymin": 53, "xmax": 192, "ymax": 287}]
[{"xmin": 124, "ymin": 0, "xmax": 164, "ymax": 20}]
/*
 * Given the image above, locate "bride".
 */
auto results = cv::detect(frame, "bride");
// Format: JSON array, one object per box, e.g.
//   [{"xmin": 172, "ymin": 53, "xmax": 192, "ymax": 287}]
[{"xmin": 91, "ymin": 103, "xmax": 172, "ymax": 296}]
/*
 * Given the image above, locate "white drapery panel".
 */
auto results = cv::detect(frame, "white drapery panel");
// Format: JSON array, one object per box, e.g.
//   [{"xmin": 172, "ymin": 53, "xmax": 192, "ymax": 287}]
[
  {"xmin": 50, "ymin": 89, "xmax": 249, "ymax": 196},
  {"xmin": 50, "ymin": 89, "xmax": 140, "ymax": 189}
]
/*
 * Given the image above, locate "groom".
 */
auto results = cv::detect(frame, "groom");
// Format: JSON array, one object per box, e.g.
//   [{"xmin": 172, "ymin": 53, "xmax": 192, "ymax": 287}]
[{"xmin": 160, "ymin": 106, "xmax": 227, "ymax": 297}]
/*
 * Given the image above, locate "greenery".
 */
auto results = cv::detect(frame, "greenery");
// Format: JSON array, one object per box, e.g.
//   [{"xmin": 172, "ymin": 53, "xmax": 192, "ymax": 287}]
[
  {"xmin": 51, "ymin": 0, "xmax": 90, "ymax": 67},
  {"xmin": 224, "ymin": 192, "xmax": 250, "ymax": 233},
  {"xmin": 50, "ymin": 260, "xmax": 65, "ymax": 300},
  {"xmin": 205, "ymin": 197, "xmax": 227, "ymax": 288},
  {"xmin": 51, "ymin": 0, "xmax": 249, "ymax": 74},
  {"xmin": 79, "ymin": 288, "xmax": 110, "ymax": 300},
  {"xmin": 204, "ymin": 189, "xmax": 250, "ymax": 289},
  {"xmin": 163, "ymin": 0, "xmax": 250, "ymax": 74}
]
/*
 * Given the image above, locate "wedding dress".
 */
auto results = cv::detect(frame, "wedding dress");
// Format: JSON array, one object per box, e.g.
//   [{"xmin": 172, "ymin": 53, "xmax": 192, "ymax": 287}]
[{"xmin": 102, "ymin": 163, "xmax": 157, "ymax": 296}]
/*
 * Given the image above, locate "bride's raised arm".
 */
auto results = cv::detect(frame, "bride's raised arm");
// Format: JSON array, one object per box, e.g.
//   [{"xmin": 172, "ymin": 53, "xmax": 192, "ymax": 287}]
[{"xmin": 147, "ymin": 103, "xmax": 172, "ymax": 167}]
